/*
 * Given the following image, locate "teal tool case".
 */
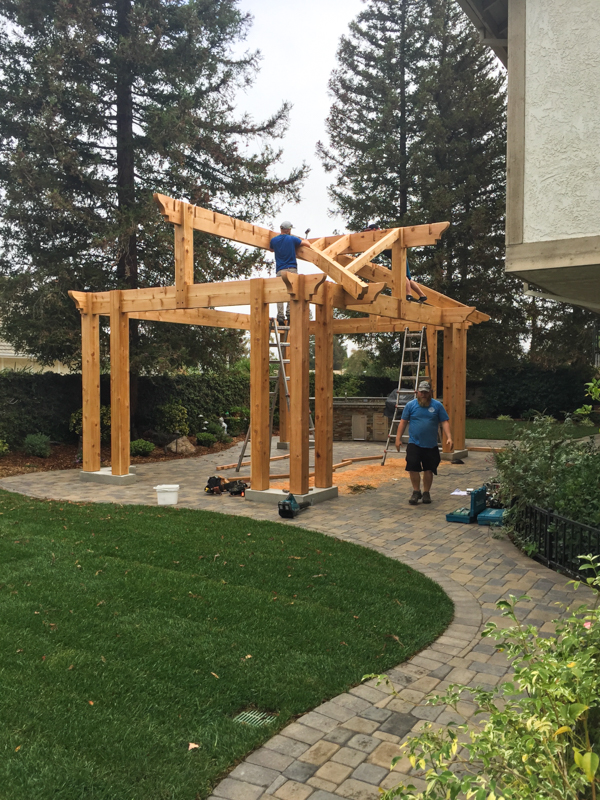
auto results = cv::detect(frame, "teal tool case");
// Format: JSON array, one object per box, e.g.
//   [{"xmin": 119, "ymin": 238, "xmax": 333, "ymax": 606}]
[
  {"xmin": 446, "ymin": 486, "xmax": 487, "ymax": 523},
  {"xmin": 477, "ymin": 507, "xmax": 505, "ymax": 526}
]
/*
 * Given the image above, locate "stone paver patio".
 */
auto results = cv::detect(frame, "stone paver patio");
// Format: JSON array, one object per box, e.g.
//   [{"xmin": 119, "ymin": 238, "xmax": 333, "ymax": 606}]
[{"xmin": 1, "ymin": 440, "xmax": 591, "ymax": 800}]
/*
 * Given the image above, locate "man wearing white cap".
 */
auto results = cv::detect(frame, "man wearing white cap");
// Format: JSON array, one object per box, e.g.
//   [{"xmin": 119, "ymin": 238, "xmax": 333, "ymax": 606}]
[
  {"xmin": 270, "ymin": 221, "xmax": 311, "ymax": 325},
  {"xmin": 395, "ymin": 381, "xmax": 453, "ymax": 505}
]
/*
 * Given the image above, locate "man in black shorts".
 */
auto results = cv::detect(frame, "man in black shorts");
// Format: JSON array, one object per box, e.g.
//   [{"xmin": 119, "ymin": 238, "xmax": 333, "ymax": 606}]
[{"xmin": 395, "ymin": 381, "xmax": 453, "ymax": 505}]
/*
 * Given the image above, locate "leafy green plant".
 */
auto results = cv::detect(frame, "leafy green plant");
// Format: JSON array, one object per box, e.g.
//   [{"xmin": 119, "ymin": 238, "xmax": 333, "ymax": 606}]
[
  {"xmin": 0, "ymin": 439, "xmax": 9, "ymax": 456},
  {"xmin": 494, "ymin": 414, "xmax": 600, "ymax": 528},
  {"xmin": 376, "ymin": 555, "xmax": 600, "ymax": 799},
  {"xmin": 576, "ymin": 378, "xmax": 600, "ymax": 433},
  {"xmin": 196, "ymin": 432, "xmax": 217, "ymax": 447},
  {"xmin": 69, "ymin": 406, "xmax": 112, "ymax": 442},
  {"xmin": 155, "ymin": 400, "xmax": 189, "ymax": 436},
  {"xmin": 227, "ymin": 406, "xmax": 250, "ymax": 436},
  {"xmin": 496, "ymin": 413, "xmax": 512, "ymax": 421},
  {"xmin": 23, "ymin": 433, "xmax": 51, "ymax": 458},
  {"xmin": 130, "ymin": 439, "xmax": 155, "ymax": 457}
]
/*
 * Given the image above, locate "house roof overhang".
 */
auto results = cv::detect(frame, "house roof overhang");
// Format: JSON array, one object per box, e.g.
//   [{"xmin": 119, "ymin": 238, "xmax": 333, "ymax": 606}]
[{"xmin": 456, "ymin": 0, "xmax": 508, "ymax": 66}]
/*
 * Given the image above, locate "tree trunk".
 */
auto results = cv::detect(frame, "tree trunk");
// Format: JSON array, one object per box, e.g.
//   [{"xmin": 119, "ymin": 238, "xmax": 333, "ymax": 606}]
[
  {"xmin": 399, "ymin": 0, "xmax": 408, "ymax": 220},
  {"xmin": 115, "ymin": 0, "xmax": 137, "ymax": 291}
]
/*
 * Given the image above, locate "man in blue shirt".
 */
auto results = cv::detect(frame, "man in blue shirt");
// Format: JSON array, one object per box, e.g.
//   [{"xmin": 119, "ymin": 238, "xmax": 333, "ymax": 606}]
[
  {"xmin": 395, "ymin": 381, "xmax": 453, "ymax": 505},
  {"xmin": 270, "ymin": 221, "xmax": 311, "ymax": 324}
]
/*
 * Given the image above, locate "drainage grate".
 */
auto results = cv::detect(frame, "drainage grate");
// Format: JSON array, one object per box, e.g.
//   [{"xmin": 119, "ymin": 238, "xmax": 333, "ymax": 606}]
[{"xmin": 233, "ymin": 709, "xmax": 278, "ymax": 727}]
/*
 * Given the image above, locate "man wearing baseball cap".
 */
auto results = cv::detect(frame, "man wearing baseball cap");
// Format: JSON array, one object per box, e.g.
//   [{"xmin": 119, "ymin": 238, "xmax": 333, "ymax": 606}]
[
  {"xmin": 395, "ymin": 381, "xmax": 453, "ymax": 505},
  {"xmin": 270, "ymin": 221, "xmax": 311, "ymax": 325}
]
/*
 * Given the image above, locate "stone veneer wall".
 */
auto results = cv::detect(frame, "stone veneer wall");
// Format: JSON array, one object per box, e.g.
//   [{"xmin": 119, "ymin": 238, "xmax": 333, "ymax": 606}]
[{"xmin": 332, "ymin": 398, "xmax": 387, "ymax": 442}]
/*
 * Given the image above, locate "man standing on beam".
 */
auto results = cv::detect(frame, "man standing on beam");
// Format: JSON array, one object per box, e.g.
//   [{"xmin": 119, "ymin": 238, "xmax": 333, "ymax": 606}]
[
  {"xmin": 395, "ymin": 381, "xmax": 453, "ymax": 505},
  {"xmin": 270, "ymin": 221, "xmax": 312, "ymax": 325}
]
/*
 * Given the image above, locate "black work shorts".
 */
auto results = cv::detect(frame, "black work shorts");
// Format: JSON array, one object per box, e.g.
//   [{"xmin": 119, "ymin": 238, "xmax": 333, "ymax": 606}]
[{"xmin": 405, "ymin": 443, "xmax": 441, "ymax": 474}]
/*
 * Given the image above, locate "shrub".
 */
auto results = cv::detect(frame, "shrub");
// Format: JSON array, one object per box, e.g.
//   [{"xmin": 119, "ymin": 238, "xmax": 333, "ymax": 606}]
[
  {"xmin": 496, "ymin": 413, "xmax": 512, "ymax": 421},
  {"xmin": 23, "ymin": 433, "xmax": 51, "ymax": 458},
  {"xmin": 69, "ymin": 405, "xmax": 112, "ymax": 442},
  {"xmin": 155, "ymin": 400, "xmax": 189, "ymax": 436},
  {"xmin": 227, "ymin": 407, "xmax": 250, "ymax": 436},
  {"xmin": 196, "ymin": 432, "xmax": 217, "ymax": 448},
  {"xmin": 0, "ymin": 439, "xmax": 9, "ymax": 456},
  {"xmin": 130, "ymin": 439, "xmax": 155, "ymax": 457},
  {"xmin": 495, "ymin": 415, "xmax": 600, "ymax": 528},
  {"xmin": 376, "ymin": 556, "xmax": 600, "ymax": 799}
]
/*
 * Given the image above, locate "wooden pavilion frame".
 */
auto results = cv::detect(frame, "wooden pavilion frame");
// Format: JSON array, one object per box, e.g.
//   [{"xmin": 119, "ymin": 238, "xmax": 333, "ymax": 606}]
[{"xmin": 69, "ymin": 193, "xmax": 489, "ymax": 494}]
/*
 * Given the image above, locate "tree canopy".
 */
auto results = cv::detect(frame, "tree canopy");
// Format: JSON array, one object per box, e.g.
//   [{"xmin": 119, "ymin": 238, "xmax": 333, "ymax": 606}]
[{"xmin": 0, "ymin": 0, "xmax": 306, "ymax": 373}]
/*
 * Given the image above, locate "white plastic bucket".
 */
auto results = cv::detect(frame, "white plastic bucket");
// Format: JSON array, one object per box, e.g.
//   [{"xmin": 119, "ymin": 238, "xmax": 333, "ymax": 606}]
[{"xmin": 154, "ymin": 484, "xmax": 180, "ymax": 505}]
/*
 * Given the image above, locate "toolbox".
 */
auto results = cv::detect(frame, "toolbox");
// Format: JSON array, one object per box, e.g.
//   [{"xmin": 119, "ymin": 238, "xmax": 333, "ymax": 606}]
[
  {"xmin": 477, "ymin": 507, "xmax": 506, "ymax": 527},
  {"xmin": 446, "ymin": 486, "xmax": 487, "ymax": 524}
]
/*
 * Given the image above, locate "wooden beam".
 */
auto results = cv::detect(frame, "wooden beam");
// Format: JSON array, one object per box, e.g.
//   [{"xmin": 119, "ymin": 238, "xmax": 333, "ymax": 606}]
[
  {"xmin": 308, "ymin": 222, "xmax": 449, "ymax": 254},
  {"xmin": 109, "ymin": 291, "xmax": 130, "ymax": 476},
  {"xmin": 295, "ymin": 244, "xmax": 381, "ymax": 299},
  {"xmin": 81, "ymin": 308, "xmax": 101, "ymax": 472},
  {"xmin": 174, "ymin": 202, "xmax": 194, "ymax": 307},
  {"xmin": 128, "ymin": 308, "xmax": 251, "ymax": 330},
  {"xmin": 289, "ymin": 274, "xmax": 310, "ymax": 495},
  {"xmin": 314, "ymin": 281, "xmax": 334, "ymax": 489},
  {"xmin": 426, "ymin": 325, "xmax": 439, "ymax": 399},
  {"xmin": 343, "ymin": 229, "xmax": 402, "ymax": 275},
  {"xmin": 390, "ymin": 237, "xmax": 406, "ymax": 300},
  {"xmin": 452, "ymin": 324, "xmax": 467, "ymax": 451},
  {"xmin": 322, "ymin": 234, "xmax": 352, "ymax": 259},
  {"xmin": 250, "ymin": 279, "xmax": 270, "ymax": 491},
  {"xmin": 308, "ymin": 318, "xmax": 438, "ymax": 336}
]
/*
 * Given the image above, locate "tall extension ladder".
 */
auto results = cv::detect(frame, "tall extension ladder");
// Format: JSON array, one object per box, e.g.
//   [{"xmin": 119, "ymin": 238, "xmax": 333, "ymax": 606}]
[
  {"xmin": 381, "ymin": 327, "xmax": 431, "ymax": 465},
  {"xmin": 236, "ymin": 318, "xmax": 292, "ymax": 472}
]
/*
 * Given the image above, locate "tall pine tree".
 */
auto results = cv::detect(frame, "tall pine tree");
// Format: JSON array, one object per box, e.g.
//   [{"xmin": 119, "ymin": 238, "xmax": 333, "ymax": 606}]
[
  {"xmin": 0, "ymin": 0, "xmax": 306, "ymax": 372},
  {"xmin": 318, "ymin": 0, "xmax": 526, "ymax": 378}
]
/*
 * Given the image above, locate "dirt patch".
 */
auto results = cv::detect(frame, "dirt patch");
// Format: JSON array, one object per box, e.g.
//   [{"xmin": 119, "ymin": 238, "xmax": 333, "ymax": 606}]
[
  {"xmin": 270, "ymin": 458, "xmax": 452, "ymax": 496},
  {"xmin": 0, "ymin": 436, "xmax": 244, "ymax": 480}
]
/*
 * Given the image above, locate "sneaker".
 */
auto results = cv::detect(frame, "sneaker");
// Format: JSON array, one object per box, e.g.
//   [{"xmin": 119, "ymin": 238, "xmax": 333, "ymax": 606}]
[
  {"xmin": 418, "ymin": 295, "xmax": 428, "ymax": 304},
  {"xmin": 422, "ymin": 491, "xmax": 431, "ymax": 504},
  {"xmin": 406, "ymin": 295, "xmax": 415, "ymax": 302},
  {"xmin": 277, "ymin": 315, "xmax": 285, "ymax": 326},
  {"xmin": 409, "ymin": 490, "xmax": 422, "ymax": 505}
]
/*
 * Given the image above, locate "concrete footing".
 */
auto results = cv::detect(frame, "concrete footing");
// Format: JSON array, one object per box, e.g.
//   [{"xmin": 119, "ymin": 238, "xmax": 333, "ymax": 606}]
[
  {"xmin": 244, "ymin": 485, "xmax": 338, "ymax": 505},
  {"xmin": 441, "ymin": 449, "xmax": 468, "ymax": 462},
  {"xmin": 80, "ymin": 466, "xmax": 137, "ymax": 485},
  {"xmin": 276, "ymin": 442, "xmax": 289, "ymax": 450}
]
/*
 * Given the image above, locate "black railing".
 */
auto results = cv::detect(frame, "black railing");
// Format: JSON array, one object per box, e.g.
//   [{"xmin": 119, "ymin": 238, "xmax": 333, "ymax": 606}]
[{"xmin": 514, "ymin": 504, "xmax": 600, "ymax": 578}]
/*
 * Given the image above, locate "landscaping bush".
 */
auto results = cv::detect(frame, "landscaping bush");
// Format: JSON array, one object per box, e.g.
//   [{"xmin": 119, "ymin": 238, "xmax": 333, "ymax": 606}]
[
  {"xmin": 130, "ymin": 439, "xmax": 155, "ymax": 457},
  {"xmin": 226, "ymin": 406, "xmax": 250, "ymax": 436},
  {"xmin": 155, "ymin": 400, "xmax": 189, "ymax": 437},
  {"xmin": 69, "ymin": 405, "xmax": 112, "ymax": 442},
  {"xmin": 494, "ymin": 415, "xmax": 600, "ymax": 528},
  {"xmin": 0, "ymin": 439, "xmax": 9, "ymax": 456},
  {"xmin": 23, "ymin": 433, "xmax": 51, "ymax": 458},
  {"xmin": 196, "ymin": 432, "xmax": 217, "ymax": 447},
  {"xmin": 206, "ymin": 420, "xmax": 230, "ymax": 442},
  {"xmin": 378, "ymin": 557, "xmax": 600, "ymax": 799}
]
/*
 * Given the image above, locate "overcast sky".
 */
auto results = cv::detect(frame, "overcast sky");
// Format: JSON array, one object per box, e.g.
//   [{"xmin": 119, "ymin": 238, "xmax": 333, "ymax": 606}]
[{"xmin": 219, "ymin": 0, "xmax": 365, "ymax": 319}]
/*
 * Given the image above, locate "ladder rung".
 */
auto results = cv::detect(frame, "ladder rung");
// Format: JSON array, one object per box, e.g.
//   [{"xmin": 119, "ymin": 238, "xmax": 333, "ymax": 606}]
[
  {"xmin": 404, "ymin": 348, "xmax": 421, "ymax": 351},
  {"xmin": 270, "ymin": 359, "xmax": 290, "ymax": 364}
]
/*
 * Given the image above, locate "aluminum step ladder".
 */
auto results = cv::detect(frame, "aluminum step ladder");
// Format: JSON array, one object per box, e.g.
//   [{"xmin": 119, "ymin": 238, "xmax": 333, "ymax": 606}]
[
  {"xmin": 381, "ymin": 327, "xmax": 431, "ymax": 465},
  {"xmin": 236, "ymin": 318, "xmax": 292, "ymax": 472}
]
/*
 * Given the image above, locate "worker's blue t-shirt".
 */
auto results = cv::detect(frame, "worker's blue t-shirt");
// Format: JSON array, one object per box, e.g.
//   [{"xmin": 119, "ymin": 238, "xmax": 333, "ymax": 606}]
[
  {"xmin": 401, "ymin": 398, "xmax": 449, "ymax": 449},
  {"xmin": 270, "ymin": 234, "xmax": 302, "ymax": 272}
]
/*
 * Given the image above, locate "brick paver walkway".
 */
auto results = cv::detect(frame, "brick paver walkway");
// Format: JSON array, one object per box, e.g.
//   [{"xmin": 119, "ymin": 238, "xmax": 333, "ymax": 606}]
[{"xmin": 1, "ymin": 441, "xmax": 591, "ymax": 800}]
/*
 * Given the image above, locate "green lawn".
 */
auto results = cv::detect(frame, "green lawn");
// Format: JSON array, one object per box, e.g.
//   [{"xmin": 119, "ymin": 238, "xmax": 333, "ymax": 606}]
[
  {"xmin": 465, "ymin": 418, "xmax": 598, "ymax": 440},
  {"xmin": 0, "ymin": 490, "xmax": 453, "ymax": 800}
]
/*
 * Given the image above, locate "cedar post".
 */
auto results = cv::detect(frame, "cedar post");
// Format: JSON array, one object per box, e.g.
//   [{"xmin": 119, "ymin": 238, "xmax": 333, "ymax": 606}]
[
  {"xmin": 314, "ymin": 281, "xmax": 334, "ymax": 488},
  {"xmin": 289, "ymin": 274, "xmax": 310, "ymax": 495},
  {"xmin": 442, "ymin": 325, "xmax": 455, "ymax": 453},
  {"xmin": 175, "ymin": 201, "xmax": 194, "ymax": 308},
  {"xmin": 109, "ymin": 290, "xmax": 130, "ymax": 476},
  {"xmin": 250, "ymin": 279, "xmax": 270, "ymax": 490},
  {"xmin": 452, "ymin": 323, "xmax": 467, "ymax": 450},
  {"xmin": 81, "ymin": 304, "xmax": 101, "ymax": 472},
  {"xmin": 426, "ymin": 325, "xmax": 438, "ymax": 398},
  {"xmin": 391, "ymin": 232, "xmax": 406, "ymax": 320}
]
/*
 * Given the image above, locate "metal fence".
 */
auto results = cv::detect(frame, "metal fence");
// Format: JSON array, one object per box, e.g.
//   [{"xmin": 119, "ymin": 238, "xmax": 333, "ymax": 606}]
[{"xmin": 515, "ymin": 504, "xmax": 600, "ymax": 577}]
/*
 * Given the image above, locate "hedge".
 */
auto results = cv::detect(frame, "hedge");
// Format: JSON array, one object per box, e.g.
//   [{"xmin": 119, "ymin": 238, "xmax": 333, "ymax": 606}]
[{"xmin": 0, "ymin": 362, "xmax": 593, "ymax": 448}]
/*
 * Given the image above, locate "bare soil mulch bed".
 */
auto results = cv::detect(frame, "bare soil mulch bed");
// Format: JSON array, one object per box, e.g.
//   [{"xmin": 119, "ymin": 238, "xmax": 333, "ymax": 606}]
[{"xmin": 0, "ymin": 436, "xmax": 244, "ymax": 480}]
